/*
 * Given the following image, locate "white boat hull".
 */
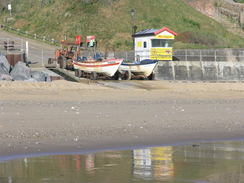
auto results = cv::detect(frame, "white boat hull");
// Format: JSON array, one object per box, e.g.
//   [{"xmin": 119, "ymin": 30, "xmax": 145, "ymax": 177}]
[
  {"xmin": 119, "ymin": 61, "xmax": 158, "ymax": 77},
  {"xmin": 73, "ymin": 59, "xmax": 123, "ymax": 77}
]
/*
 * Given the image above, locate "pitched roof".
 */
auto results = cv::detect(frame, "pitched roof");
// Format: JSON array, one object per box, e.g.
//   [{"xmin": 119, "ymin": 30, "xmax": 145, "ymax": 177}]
[{"xmin": 133, "ymin": 27, "xmax": 177, "ymax": 37}]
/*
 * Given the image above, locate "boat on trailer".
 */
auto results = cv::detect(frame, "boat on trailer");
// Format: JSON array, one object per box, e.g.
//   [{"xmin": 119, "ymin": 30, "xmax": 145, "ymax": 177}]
[
  {"xmin": 73, "ymin": 58, "xmax": 123, "ymax": 80},
  {"xmin": 119, "ymin": 59, "xmax": 158, "ymax": 80},
  {"xmin": 118, "ymin": 27, "xmax": 177, "ymax": 80}
]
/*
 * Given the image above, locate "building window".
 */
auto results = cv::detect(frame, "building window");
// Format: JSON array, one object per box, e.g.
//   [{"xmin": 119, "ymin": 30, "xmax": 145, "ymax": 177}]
[
  {"xmin": 151, "ymin": 39, "xmax": 172, "ymax": 48},
  {"xmin": 143, "ymin": 41, "xmax": 147, "ymax": 48}
]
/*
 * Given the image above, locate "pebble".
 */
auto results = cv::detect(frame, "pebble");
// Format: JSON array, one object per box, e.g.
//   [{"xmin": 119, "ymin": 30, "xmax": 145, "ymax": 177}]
[{"xmin": 74, "ymin": 137, "xmax": 79, "ymax": 142}]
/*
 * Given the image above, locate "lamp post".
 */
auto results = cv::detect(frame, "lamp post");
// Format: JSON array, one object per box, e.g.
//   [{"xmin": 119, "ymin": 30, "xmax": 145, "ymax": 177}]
[{"xmin": 130, "ymin": 9, "xmax": 137, "ymax": 49}]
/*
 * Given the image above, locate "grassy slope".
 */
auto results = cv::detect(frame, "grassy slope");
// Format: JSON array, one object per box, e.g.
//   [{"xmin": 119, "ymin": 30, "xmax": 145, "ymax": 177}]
[
  {"xmin": 234, "ymin": 0, "xmax": 244, "ymax": 3},
  {"xmin": 1, "ymin": 0, "xmax": 244, "ymax": 50}
]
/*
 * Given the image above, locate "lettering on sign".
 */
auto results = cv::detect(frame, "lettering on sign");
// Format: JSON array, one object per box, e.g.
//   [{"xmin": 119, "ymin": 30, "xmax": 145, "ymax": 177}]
[
  {"xmin": 155, "ymin": 35, "xmax": 174, "ymax": 39},
  {"xmin": 150, "ymin": 48, "xmax": 173, "ymax": 61}
]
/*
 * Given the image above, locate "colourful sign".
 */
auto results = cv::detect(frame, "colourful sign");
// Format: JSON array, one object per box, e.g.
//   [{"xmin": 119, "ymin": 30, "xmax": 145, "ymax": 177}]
[
  {"xmin": 75, "ymin": 35, "xmax": 82, "ymax": 45},
  {"xmin": 155, "ymin": 35, "xmax": 174, "ymax": 39},
  {"xmin": 150, "ymin": 48, "xmax": 173, "ymax": 60},
  {"xmin": 86, "ymin": 35, "xmax": 96, "ymax": 43}
]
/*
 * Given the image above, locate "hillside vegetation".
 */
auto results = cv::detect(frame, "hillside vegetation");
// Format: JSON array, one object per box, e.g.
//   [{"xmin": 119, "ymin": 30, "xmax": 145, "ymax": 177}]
[
  {"xmin": 234, "ymin": 0, "xmax": 244, "ymax": 3},
  {"xmin": 1, "ymin": 0, "xmax": 244, "ymax": 50}
]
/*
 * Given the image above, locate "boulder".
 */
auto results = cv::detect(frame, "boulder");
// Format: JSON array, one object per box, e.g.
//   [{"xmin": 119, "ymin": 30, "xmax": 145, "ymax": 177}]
[
  {"xmin": 0, "ymin": 74, "xmax": 12, "ymax": 81},
  {"xmin": 10, "ymin": 62, "xmax": 31, "ymax": 81},
  {"xmin": 24, "ymin": 78, "xmax": 38, "ymax": 82},
  {"xmin": 0, "ymin": 63, "xmax": 9, "ymax": 75},
  {"xmin": 31, "ymin": 71, "xmax": 51, "ymax": 82},
  {"xmin": 0, "ymin": 55, "xmax": 10, "ymax": 74}
]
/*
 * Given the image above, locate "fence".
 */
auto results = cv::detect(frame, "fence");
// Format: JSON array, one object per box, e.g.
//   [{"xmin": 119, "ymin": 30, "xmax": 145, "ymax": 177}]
[
  {"xmin": 114, "ymin": 49, "xmax": 244, "ymax": 62},
  {"xmin": 1, "ymin": 24, "xmax": 59, "ymax": 45},
  {"xmin": 0, "ymin": 37, "xmax": 24, "ymax": 53},
  {"xmin": 173, "ymin": 49, "xmax": 244, "ymax": 62},
  {"xmin": 0, "ymin": 37, "xmax": 54, "ymax": 67}
]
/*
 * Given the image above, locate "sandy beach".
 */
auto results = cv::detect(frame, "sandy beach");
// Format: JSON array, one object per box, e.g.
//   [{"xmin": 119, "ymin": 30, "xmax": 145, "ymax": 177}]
[{"xmin": 1, "ymin": 80, "xmax": 244, "ymax": 160}]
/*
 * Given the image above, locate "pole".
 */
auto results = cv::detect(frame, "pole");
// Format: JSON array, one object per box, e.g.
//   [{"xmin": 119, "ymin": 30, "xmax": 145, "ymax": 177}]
[
  {"xmin": 25, "ymin": 41, "xmax": 29, "ymax": 60},
  {"xmin": 42, "ymin": 49, "xmax": 44, "ymax": 67},
  {"xmin": 130, "ymin": 9, "xmax": 137, "ymax": 50},
  {"xmin": 200, "ymin": 50, "xmax": 205, "ymax": 80}
]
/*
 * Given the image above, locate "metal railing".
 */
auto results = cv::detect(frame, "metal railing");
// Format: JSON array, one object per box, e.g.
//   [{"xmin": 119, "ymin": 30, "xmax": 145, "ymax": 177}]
[
  {"xmin": 173, "ymin": 49, "xmax": 244, "ymax": 62},
  {"xmin": 1, "ymin": 24, "xmax": 59, "ymax": 45},
  {"xmin": 0, "ymin": 37, "xmax": 54, "ymax": 66},
  {"xmin": 113, "ymin": 49, "xmax": 244, "ymax": 62}
]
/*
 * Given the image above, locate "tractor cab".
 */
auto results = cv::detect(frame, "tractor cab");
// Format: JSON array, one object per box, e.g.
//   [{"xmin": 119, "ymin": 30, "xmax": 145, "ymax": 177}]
[
  {"xmin": 54, "ymin": 36, "xmax": 83, "ymax": 69},
  {"xmin": 58, "ymin": 40, "xmax": 81, "ymax": 59}
]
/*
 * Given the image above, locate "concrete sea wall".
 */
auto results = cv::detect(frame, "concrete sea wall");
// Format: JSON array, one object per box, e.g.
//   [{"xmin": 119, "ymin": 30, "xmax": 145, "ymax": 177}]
[
  {"xmin": 155, "ymin": 60, "xmax": 244, "ymax": 81},
  {"xmin": 155, "ymin": 49, "xmax": 244, "ymax": 81}
]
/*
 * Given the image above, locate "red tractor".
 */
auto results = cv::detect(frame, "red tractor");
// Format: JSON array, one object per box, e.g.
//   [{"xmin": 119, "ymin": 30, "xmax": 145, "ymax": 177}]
[
  {"xmin": 54, "ymin": 40, "xmax": 81, "ymax": 70},
  {"xmin": 48, "ymin": 35, "xmax": 83, "ymax": 70}
]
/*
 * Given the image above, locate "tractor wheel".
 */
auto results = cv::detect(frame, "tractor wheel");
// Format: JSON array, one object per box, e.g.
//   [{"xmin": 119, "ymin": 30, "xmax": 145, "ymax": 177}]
[
  {"xmin": 48, "ymin": 58, "xmax": 53, "ymax": 64},
  {"xmin": 58, "ymin": 56, "xmax": 66, "ymax": 69},
  {"xmin": 66, "ymin": 59, "xmax": 74, "ymax": 70},
  {"xmin": 123, "ymin": 70, "xmax": 131, "ymax": 80},
  {"xmin": 81, "ymin": 71, "xmax": 85, "ymax": 77},
  {"xmin": 113, "ymin": 71, "xmax": 122, "ymax": 80},
  {"xmin": 90, "ymin": 72, "xmax": 98, "ymax": 80},
  {"xmin": 75, "ymin": 69, "xmax": 82, "ymax": 78},
  {"xmin": 148, "ymin": 72, "xmax": 155, "ymax": 80}
]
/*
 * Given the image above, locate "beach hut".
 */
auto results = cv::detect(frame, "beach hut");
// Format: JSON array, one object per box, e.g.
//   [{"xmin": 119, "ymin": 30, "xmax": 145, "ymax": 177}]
[{"xmin": 133, "ymin": 27, "xmax": 177, "ymax": 61}]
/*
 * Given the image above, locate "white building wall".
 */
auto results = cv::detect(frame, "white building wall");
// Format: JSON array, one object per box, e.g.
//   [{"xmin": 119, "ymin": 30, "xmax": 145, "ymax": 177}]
[{"xmin": 135, "ymin": 36, "xmax": 155, "ymax": 61}]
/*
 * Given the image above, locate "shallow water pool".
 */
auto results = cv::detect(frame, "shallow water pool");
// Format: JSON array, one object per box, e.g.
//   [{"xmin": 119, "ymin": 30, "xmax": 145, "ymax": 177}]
[{"xmin": 1, "ymin": 141, "xmax": 244, "ymax": 183}]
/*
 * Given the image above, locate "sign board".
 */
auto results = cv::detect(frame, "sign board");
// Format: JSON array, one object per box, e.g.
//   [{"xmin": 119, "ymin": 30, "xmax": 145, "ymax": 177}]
[
  {"xmin": 86, "ymin": 35, "xmax": 96, "ymax": 43},
  {"xmin": 75, "ymin": 35, "xmax": 82, "ymax": 45},
  {"xmin": 155, "ymin": 34, "xmax": 174, "ymax": 39},
  {"xmin": 8, "ymin": 4, "xmax": 11, "ymax": 10},
  {"xmin": 150, "ymin": 48, "xmax": 173, "ymax": 61},
  {"xmin": 86, "ymin": 35, "xmax": 96, "ymax": 47}
]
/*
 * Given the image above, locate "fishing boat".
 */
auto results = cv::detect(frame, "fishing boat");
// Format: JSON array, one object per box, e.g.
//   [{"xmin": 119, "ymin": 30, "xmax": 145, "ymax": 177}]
[
  {"xmin": 118, "ymin": 27, "xmax": 177, "ymax": 80},
  {"xmin": 73, "ymin": 58, "xmax": 123, "ymax": 79},
  {"xmin": 119, "ymin": 59, "xmax": 158, "ymax": 80}
]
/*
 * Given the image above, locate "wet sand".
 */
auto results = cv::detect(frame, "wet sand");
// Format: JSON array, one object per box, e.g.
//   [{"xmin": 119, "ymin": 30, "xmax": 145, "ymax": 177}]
[{"xmin": 1, "ymin": 80, "xmax": 244, "ymax": 160}]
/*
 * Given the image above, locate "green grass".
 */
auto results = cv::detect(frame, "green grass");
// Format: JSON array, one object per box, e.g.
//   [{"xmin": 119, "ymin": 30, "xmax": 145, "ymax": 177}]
[
  {"xmin": 233, "ymin": 0, "xmax": 244, "ymax": 3},
  {"xmin": 1, "ymin": 0, "xmax": 244, "ymax": 50}
]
